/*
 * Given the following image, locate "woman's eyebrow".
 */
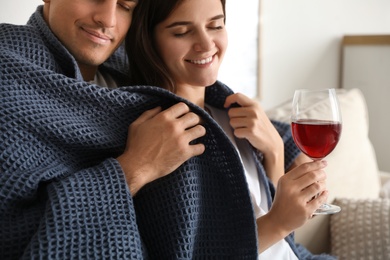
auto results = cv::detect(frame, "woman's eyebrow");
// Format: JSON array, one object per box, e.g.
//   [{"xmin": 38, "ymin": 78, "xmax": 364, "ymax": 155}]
[
  {"xmin": 166, "ymin": 21, "xmax": 191, "ymax": 29},
  {"xmin": 165, "ymin": 14, "xmax": 225, "ymax": 29},
  {"xmin": 210, "ymin": 14, "xmax": 225, "ymax": 21}
]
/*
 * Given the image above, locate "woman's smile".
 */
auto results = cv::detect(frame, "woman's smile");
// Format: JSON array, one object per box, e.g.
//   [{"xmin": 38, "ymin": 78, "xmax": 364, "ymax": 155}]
[{"xmin": 187, "ymin": 55, "xmax": 214, "ymax": 65}]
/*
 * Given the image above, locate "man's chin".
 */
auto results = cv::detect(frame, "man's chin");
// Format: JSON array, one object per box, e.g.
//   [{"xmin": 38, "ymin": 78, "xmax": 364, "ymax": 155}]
[{"xmin": 77, "ymin": 52, "xmax": 110, "ymax": 67}]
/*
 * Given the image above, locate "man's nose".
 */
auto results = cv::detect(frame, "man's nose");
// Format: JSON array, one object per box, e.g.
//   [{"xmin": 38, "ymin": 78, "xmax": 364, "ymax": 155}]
[{"xmin": 93, "ymin": 1, "xmax": 117, "ymax": 28}]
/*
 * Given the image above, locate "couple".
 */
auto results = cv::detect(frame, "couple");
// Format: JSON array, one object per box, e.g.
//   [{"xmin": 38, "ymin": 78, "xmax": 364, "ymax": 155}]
[{"xmin": 0, "ymin": 0, "xmax": 334, "ymax": 259}]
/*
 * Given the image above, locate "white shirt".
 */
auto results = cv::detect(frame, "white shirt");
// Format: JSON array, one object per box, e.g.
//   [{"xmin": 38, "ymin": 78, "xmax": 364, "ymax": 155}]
[
  {"xmin": 90, "ymin": 69, "xmax": 117, "ymax": 89},
  {"xmin": 207, "ymin": 105, "xmax": 298, "ymax": 260}
]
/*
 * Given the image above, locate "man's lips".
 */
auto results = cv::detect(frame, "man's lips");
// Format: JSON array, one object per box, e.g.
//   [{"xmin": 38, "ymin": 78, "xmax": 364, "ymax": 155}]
[{"xmin": 81, "ymin": 27, "xmax": 113, "ymax": 44}]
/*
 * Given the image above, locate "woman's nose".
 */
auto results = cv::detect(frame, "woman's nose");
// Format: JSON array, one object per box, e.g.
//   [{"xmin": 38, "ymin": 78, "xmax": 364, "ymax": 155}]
[{"xmin": 194, "ymin": 31, "xmax": 215, "ymax": 51}]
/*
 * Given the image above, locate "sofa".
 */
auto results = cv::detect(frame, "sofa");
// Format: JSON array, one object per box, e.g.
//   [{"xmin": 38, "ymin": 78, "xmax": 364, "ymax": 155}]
[{"xmin": 265, "ymin": 88, "xmax": 390, "ymax": 259}]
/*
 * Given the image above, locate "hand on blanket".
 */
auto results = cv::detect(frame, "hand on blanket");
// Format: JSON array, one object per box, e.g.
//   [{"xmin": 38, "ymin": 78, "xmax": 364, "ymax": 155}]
[
  {"xmin": 117, "ymin": 102, "xmax": 206, "ymax": 195},
  {"xmin": 256, "ymin": 160, "xmax": 328, "ymax": 253}
]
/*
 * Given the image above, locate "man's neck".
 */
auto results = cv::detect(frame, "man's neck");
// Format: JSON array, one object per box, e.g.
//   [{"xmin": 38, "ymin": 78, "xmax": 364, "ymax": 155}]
[{"xmin": 78, "ymin": 63, "xmax": 98, "ymax": 82}]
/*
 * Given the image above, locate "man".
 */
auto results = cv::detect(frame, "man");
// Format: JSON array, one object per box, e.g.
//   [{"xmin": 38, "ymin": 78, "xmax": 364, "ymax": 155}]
[
  {"xmin": 39, "ymin": 0, "xmax": 206, "ymax": 193},
  {"xmin": 0, "ymin": 0, "xmax": 205, "ymax": 258}
]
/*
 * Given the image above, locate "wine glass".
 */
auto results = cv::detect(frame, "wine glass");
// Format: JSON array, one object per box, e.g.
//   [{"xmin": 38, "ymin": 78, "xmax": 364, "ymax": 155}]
[{"xmin": 291, "ymin": 88, "xmax": 342, "ymax": 215}]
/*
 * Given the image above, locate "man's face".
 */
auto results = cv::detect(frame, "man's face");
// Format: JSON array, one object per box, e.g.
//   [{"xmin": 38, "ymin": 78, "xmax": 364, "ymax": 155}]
[{"xmin": 43, "ymin": 0, "xmax": 138, "ymax": 79}]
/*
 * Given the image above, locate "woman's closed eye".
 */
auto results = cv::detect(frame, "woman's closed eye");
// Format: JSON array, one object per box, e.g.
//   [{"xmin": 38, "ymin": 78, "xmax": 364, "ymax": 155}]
[
  {"xmin": 209, "ymin": 26, "xmax": 224, "ymax": 30},
  {"xmin": 172, "ymin": 26, "xmax": 223, "ymax": 37},
  {"xmin": 173, "ymin": 30, "xmax": 191, "ymax": 37},
  {"xmin": 208, "ymin": 20, "xmax": 225, "ymax": 31}
]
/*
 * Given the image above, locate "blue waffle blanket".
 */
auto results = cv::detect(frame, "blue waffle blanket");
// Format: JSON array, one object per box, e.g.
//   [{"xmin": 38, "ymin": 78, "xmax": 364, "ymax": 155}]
[{"xmin": 1, "ymin": 6, "xmax": 334, "ymax": 260}]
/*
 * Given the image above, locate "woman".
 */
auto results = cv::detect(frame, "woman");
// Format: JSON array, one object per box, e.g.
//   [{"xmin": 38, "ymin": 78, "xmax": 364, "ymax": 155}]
[{"xmin": 126, "ymin": 0, "xmax": 335, "ymax": 259}]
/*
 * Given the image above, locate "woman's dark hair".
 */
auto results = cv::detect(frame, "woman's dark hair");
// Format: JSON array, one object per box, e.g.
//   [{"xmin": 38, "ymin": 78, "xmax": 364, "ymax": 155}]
[{"xmin": 125, "ymin": 0, "xmax": 226, "ymax": 92}]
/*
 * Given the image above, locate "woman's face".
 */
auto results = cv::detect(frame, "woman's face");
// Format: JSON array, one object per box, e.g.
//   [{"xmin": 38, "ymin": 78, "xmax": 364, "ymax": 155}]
[{"xmin": 154, "ymin": 0, "xmax": 227, "ymax": 96}]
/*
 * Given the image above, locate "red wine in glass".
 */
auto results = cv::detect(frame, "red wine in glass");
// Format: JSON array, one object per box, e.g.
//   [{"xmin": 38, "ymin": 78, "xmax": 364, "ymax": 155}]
[
  {"xmin": 291, "ymin": 119, "xmax": 342, "ymax": 160},
  {"xmin": 291, "ymin": 89, "xmax": 342, "ymax": 215}
]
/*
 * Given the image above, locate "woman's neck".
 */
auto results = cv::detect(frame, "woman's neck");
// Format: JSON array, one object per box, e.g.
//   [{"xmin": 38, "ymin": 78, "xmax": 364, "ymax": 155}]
[{"xmin": 175, "ymin": 86, "xmax": 206, "ymax": 109}]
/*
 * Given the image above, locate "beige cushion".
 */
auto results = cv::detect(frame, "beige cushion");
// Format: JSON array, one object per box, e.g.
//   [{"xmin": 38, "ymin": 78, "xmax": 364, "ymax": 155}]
[
  {"xmin": 266, "ymin": 88, "xmax": 381, "ymax": 254},
  {"xmin": 381, "ymin": 181, "xmax": 390, "ymax": 198},
  {"xmin": 330, "ymin": 198, "xmax": 390, "ymax": 259}
]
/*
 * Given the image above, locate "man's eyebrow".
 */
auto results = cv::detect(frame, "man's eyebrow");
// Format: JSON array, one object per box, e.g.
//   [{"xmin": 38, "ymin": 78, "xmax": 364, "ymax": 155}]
[{"xmin": 165, "ymin": 14, "xmax": 225, "ymax": 29}]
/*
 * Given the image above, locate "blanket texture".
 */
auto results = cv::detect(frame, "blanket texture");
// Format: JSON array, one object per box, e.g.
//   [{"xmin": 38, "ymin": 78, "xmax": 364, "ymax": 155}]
[{"xmin": 1, "ymin": 6, "xmax": 333, "ymax": 260}]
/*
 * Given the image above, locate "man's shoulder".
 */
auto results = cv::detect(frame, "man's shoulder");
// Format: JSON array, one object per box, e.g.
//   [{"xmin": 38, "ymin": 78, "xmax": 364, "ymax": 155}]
[
  {"xmin": 0, "ymin": 23, "xmax": 42, "ymax": 47},
  {"xmin": 0, "ymin": 23, "xmax": 37, "ymax": 35}
]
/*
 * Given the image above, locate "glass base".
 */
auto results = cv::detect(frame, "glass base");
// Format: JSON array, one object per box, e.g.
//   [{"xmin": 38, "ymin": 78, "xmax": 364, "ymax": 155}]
[{"xmin": 313, "ymin": 203, "xmax": 341, "ymax": 215}]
